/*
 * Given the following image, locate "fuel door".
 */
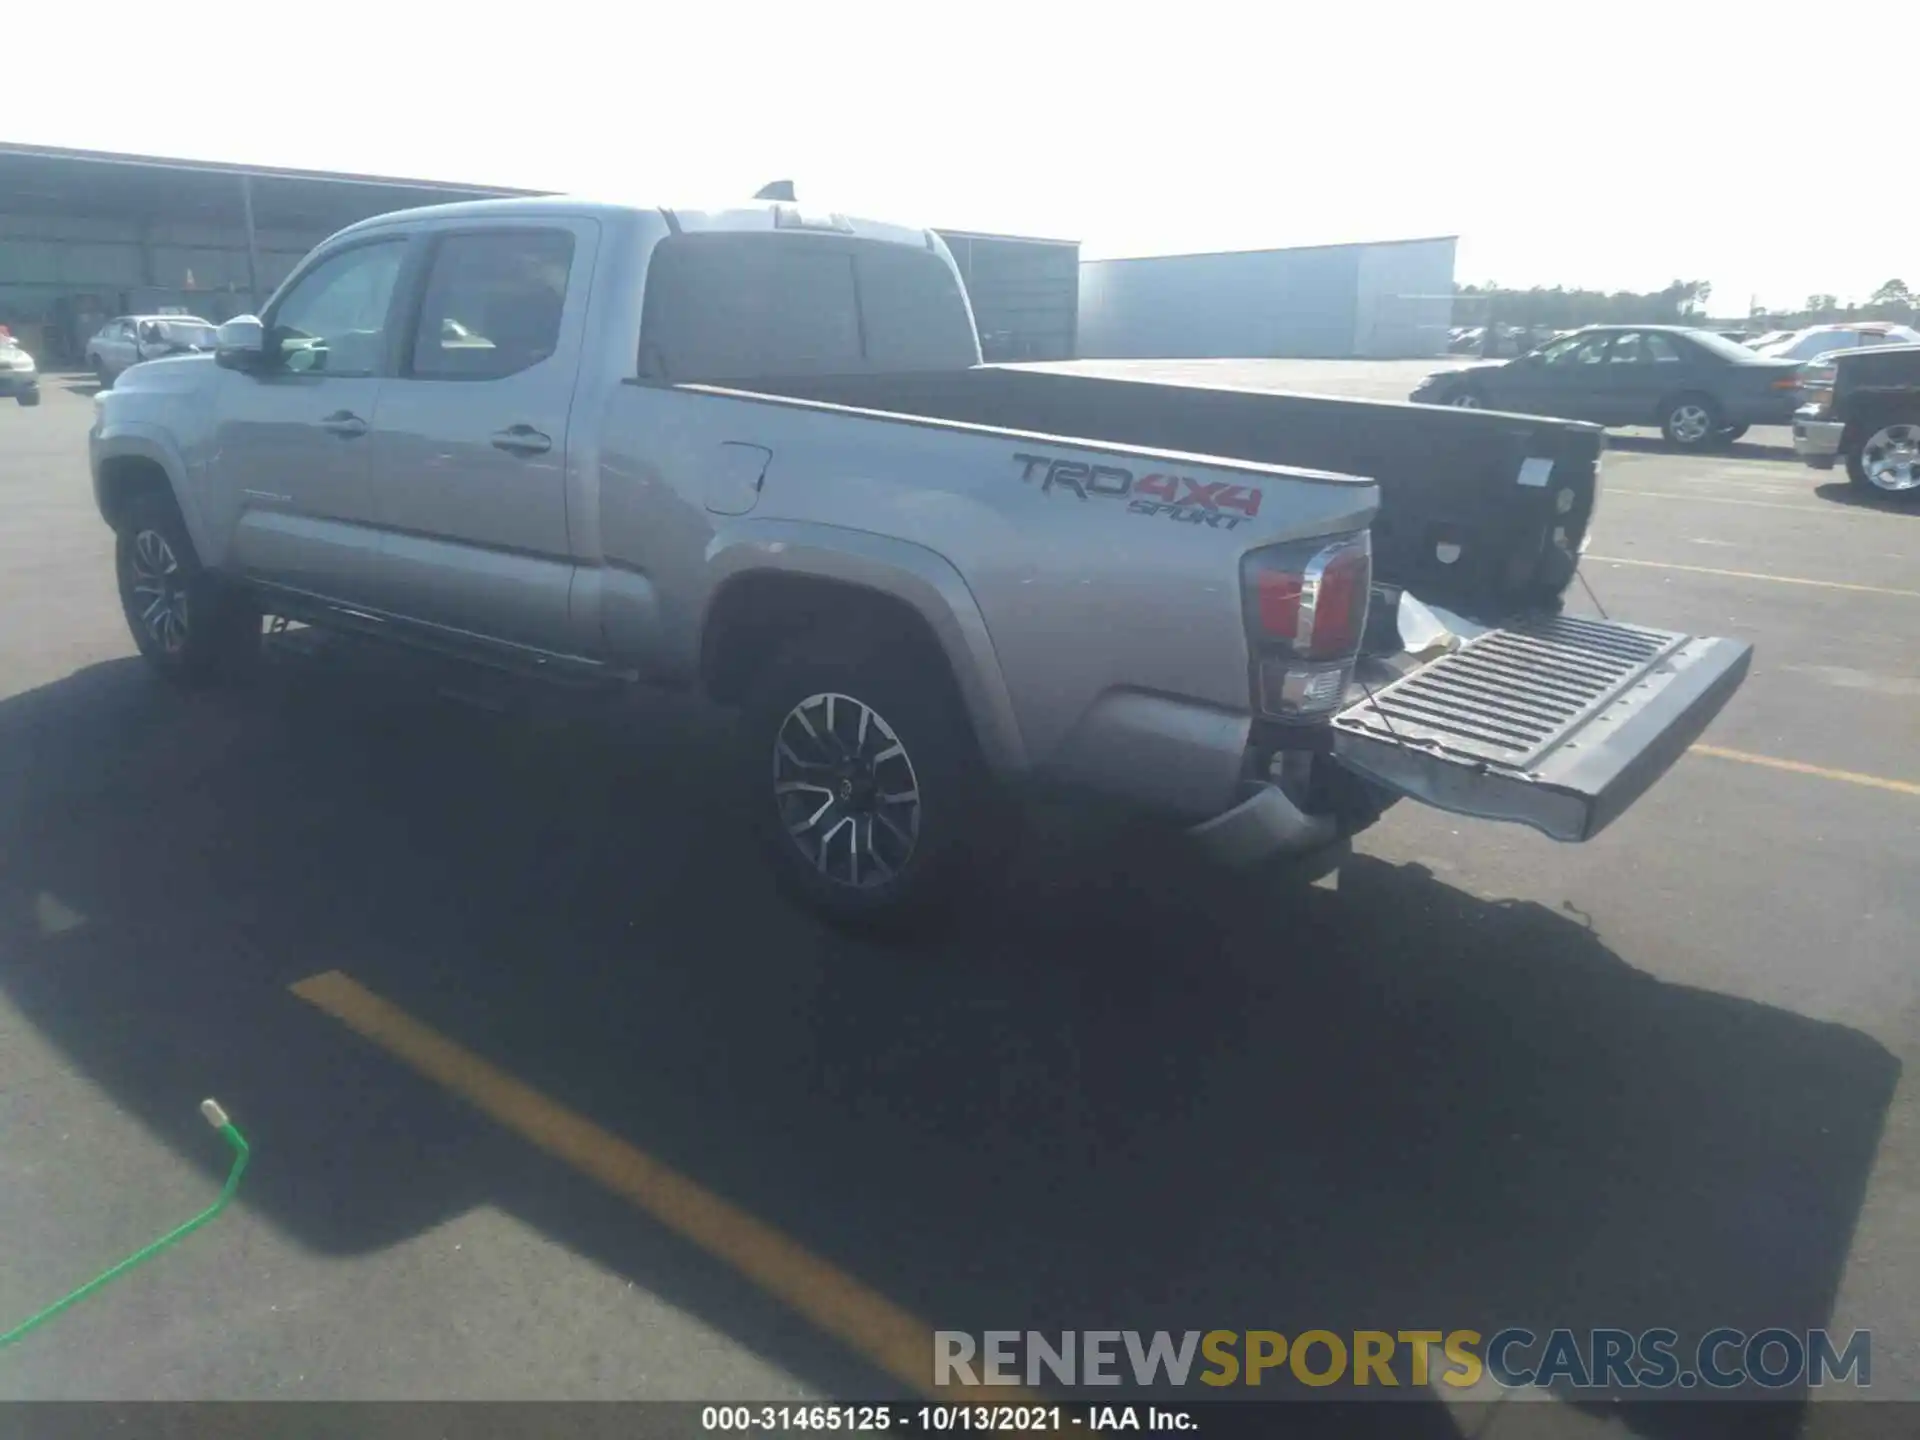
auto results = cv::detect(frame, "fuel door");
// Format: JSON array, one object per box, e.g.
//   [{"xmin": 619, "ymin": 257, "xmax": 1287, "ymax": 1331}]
[{"xmin": 704, "ymin": 442, "xmax": 773, "ymax": 516}]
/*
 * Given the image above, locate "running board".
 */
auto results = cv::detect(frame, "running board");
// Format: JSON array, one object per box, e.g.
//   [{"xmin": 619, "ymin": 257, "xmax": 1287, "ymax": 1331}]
[{"xmin": 1331, "ymin": 613, "xmax": 1752, "ymax": 841}]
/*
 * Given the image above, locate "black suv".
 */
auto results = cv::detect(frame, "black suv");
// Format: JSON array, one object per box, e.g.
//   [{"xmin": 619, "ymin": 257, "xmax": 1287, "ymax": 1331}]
[{"xmin": 1793, "ymin": 343, "xmax": 1920, "ymax": 498}]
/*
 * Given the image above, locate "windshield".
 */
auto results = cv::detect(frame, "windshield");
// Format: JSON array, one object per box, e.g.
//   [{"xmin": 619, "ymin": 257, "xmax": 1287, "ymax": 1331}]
[
  {"xmin": 151, "ymin": 319, "xmax": 218, "ymax": 345},
  {"xmin": 639, "ymin": 232, "xmax": 979, "ymax": 382}
]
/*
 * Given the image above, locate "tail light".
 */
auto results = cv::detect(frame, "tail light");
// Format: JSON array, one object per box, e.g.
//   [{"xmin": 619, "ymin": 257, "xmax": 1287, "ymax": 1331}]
[
  {"xmin": 1242, "ymin": 533, "xmax": 1372, "ymax": 718},
  {"xmin": 1801, "ymin": 362, "xmax": 1837, "ymax": 414}
]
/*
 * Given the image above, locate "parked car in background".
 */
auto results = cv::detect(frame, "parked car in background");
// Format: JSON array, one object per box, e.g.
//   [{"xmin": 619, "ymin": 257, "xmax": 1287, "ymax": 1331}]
[
  {"xmin": 1751, "ymin": 323, "xmax": 1920, "ymax": 365},
  {"xmin": 1793, "ymin": 342, "xmax": 1920, "ymax": 498},
  {"xmin": 85, "ymin": 315, "xmax": 219, "ymax": 387},
  {"xmin": 1409, "ymin": 325, "xmax": 1803, "ymax": 447},
  {"xmin": 0, "ymin": 333, "xmax": 39, "ymax": 406},
  {"xmin": 1745, "ymin": 330, "xmax": 1795, "ymax": 351}
]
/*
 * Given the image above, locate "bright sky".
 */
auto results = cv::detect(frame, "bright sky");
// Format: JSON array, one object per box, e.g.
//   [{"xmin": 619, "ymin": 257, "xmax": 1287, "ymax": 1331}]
[{"xmin": 8, "ymin": 1, "xmax": 1892, "ymax": 313}]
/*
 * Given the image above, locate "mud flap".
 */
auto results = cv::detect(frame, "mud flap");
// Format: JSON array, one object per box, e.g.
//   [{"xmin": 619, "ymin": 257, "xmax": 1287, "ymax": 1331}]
[{"xmin": 1331, "ymin": 613, "xmax": 1752, "ymax": 842}]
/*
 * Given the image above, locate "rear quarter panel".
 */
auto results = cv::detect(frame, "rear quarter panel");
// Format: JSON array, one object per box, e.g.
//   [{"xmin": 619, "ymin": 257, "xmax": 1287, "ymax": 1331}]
[{"xmin": 591, "ymin": 383, "xmax": 1377, "ymax": 783}]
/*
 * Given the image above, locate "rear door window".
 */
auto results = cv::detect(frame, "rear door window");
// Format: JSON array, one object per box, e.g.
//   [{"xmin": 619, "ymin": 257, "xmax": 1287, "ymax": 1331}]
[
  {"xmin": 406, "ymin": 229, "xmax": 576, "ymax": 380},
  {"xmin": 1540, "ymin": 333, "xmax": 1611, "ymax": 366},
  {"xmin": 1609, "ymin": 332, "xmax": 1683, "ymax": 364}
]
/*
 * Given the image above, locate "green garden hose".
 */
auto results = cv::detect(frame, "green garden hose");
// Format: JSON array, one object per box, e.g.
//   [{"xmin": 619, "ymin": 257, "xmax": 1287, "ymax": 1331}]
[{"xmin": 0, "ymin": 1099, "xmax": 249, "ymax": 1349}]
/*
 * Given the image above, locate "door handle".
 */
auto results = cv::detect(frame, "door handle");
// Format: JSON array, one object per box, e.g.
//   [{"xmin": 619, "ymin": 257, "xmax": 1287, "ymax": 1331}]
[
  {"xmin": 491, "ymin": 424, "xmax": 552, "ymax": 456},
  {"xmin": 320, "ymin": 410, "xmax": 368, "ymax": 438}
]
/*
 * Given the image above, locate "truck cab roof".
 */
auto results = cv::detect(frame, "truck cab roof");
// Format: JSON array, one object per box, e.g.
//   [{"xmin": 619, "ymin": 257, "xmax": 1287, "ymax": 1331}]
[{"xmin": 329, "ymin": 194, "xmax": 942, "ymax": 252}]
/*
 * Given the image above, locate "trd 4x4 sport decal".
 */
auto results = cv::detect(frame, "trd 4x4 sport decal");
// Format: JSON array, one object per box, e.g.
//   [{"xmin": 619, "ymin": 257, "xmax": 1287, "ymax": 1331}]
[{"xmin": 1012, "ymin": 452, "xmax": 1262, "ymax": 531}]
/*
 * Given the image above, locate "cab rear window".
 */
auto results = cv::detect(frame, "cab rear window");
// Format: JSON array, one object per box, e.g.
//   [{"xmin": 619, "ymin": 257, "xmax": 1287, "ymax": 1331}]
[{"xmin": 639, "ymin": 232, "xmax": 977, "ymax": 382}]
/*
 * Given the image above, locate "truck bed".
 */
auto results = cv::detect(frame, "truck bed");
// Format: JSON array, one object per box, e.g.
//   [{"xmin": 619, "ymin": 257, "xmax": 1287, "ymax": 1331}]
[{"xmin": 744, "ymin": 365, "xmax": 1603, "ymax": 625}]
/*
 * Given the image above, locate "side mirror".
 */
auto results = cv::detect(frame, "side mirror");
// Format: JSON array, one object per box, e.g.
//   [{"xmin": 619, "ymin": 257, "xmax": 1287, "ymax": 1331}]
[{"xmin": 214, "ymin": 316, "xmax": 269, "ymax": 372}]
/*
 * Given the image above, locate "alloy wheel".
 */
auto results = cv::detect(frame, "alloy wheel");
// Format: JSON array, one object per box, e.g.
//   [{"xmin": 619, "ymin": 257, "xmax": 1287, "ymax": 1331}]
[
  {"xmin": 127, "ymin": 528, "xmax": 190, "ymax": 654},
  {"xmin": 772, "ymin": 692, "xmax": 921, "ymax": 889},
  {"xmin": 1860, "ymin": 424, "xmax": 1920, "ymax": 492},
  {"xmin": 1449, "ymin": 392, "xmax": 1481, "ymax": 408},
  {"xmin": 1669, "ymin": 404, "xmax": 1713, "ymax": 444}
]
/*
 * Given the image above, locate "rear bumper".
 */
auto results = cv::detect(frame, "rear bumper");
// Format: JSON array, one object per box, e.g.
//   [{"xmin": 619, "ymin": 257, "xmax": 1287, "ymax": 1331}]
[
  {"xmin": 1793, "ymin": 417, "xmax": 1845, "ymax": 468},
  {"xmin": 1187, "ymin": 780, "xmax": 1339, "ymax": 866}
]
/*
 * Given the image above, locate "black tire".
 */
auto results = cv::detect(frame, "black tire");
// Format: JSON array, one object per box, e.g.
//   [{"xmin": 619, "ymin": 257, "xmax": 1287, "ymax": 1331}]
[
  {"xmin": 1660, "ymin": 393, "xmax": 1723, "ymax": 448},
  {"xmin": 1715, "ymin": 423, "xmax": 1749, "ymax": 443},
  {"xmin": 1844, "ymin": 411, "xmax": 1920, "ymax": 500},
  {"xmin": 15, "ymin": 389, "xmax": 40, "ymax": 408},
  {"xmin": 94, "ymin": 358, "xmax": 113, "ymax": 390},
  {"xmin": 742, "ymin": 632, "xmax": 997, "ymax": 933},
  {"xmin": 114, "ymin": 493, "xmax": 261, "ymax": 686},
  {"xmin": 1446, "ymin": 382, "xmax": 1486, "ymax": 409}
]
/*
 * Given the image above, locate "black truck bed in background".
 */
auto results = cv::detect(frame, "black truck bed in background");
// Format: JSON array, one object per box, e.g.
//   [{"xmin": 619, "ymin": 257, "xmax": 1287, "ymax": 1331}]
[{"xmin": 757, "ymin": 365, "xmax": 1604, "ymax": 626}]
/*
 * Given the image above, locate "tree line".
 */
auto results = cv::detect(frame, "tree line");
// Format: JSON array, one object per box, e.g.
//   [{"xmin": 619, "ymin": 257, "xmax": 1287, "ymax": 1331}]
[{"xmin": 1455, "ymin": 278, "xmax": 1917, "ymax": 332}]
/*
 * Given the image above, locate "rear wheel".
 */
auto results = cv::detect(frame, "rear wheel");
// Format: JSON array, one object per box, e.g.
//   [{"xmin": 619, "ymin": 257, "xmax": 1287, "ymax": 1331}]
[
  {"xmin": 1846, "ymin": 415, "xmax": 1920, "ymax": 498},
  {"xmin": 1660, "ymin": 393, "xmax": 1722, "ymax": 448},
  {"xmin": 743, "ymin": 634, "xmax": 996, "ymax": 933},
  {"xmin": 114, "ymin": 494, "xmax": 261, "ymax": 685}
]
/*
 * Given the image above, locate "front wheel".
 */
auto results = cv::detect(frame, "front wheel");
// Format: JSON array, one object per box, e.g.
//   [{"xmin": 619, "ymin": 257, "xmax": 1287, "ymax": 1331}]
[
  {"xmin": 743, "ymin": 636, "xmax": 996, "ymax": 933},
  {"xmin": 1661, "ymin": 394, "xmax": 1722, "ymax": 448},
  {"xmin": 93, "ymin": 358, "xmax": 113, "ymax": 390},
  {"xmin": 1715, "ymin": 423, "xmax": 1749, "ymax": 443},
  {"xmin": 115, "ymin": 495, "xmax": 261, "ymax": 685},
  {"xmin": 1846, "ymin": 415, "xmax": 1920, "ymax": 498},
  {"xmin": 1447, "ymin": 385, "xmax": 1484, "ymax": 409}
]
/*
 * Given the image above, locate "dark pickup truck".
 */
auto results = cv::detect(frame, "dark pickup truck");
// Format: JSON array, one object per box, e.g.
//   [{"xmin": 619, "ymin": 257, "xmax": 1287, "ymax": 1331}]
[{"xmin": 1793, "ymin": 342, "xmax": 1920, "ymax": 497}]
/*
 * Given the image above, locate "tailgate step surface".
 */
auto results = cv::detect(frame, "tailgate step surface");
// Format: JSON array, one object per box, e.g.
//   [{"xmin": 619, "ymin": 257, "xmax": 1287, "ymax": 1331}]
[
  {"xmin": 1331, "ymin": 613, "xmax": 1752, "ymax": 842},
  {"xmin": 1338, "ymin": 614, "xmax": 1685, "ymax": 768}
]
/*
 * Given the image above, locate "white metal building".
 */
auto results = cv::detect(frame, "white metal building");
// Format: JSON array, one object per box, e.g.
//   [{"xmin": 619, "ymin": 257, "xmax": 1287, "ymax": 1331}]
[{"xmin": 1077, "ymin": 237, "xmax": 1457, "ymax": 360}]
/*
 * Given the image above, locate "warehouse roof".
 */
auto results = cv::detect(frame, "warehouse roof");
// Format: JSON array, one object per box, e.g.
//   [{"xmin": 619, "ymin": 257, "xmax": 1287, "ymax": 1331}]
[
  {"xmin": 0, "ymin": 143, "xmax": 1084, "ymax": 252},
  {"xmin": 936, "ymin": 227, "xmax": 1080, "ymax": 248},
  {"xmin": 1085, "ymin": 235, "xmax": 1458, "ymax": 264},
  {"xmin": 0, "ymin": 142, "xmax": 534, "ymax": 231}
]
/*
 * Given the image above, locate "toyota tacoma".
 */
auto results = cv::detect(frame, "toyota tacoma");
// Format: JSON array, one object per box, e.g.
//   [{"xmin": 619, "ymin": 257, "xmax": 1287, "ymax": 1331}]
[{"xmin": 90, "ymin": 196, "xmax": 1752, "ymax": 927}]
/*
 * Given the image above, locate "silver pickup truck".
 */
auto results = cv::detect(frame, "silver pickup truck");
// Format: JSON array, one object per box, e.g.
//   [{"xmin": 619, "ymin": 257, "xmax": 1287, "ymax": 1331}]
[{"xmin": 90, "ymin": 195, "xmax": 1751, "ymax": 928}]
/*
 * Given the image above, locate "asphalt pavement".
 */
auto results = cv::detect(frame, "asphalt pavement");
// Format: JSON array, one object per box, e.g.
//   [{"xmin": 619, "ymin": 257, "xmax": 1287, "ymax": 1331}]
[{"xmin": 0, "ymin": 368, "xmax": 1914, "ymax": 1439}]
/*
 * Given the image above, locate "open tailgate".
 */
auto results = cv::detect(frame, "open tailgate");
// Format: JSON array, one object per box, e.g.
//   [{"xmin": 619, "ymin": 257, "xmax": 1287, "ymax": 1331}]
[{"xmin": 1331, "ymin": 613, "xmax": 1751, "ymax": 842}]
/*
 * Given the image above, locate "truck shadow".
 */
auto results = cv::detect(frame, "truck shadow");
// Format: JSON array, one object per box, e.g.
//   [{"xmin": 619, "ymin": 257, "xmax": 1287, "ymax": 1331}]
[
  {"xmin": 1603, "ymin": 433, "xmax": 1797, "ymax": 462},
  {"xmin": 1812, "ymin": 480, "xmax": 1920, "ymax": 516},
  {"xmin": 0, "ymin": 655, "xmax": 1896, "ymax": 1438}
]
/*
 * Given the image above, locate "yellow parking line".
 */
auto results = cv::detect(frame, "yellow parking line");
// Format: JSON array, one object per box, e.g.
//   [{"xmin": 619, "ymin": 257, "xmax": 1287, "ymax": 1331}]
[
  {"xmin": 291, "ymin": 969, "xmax": 1012, "ymax": 1401},
  {"xmin": 1586, "ymin": 555, "xmax": 1920, "ymax": 599},
  {"xmin": 1692, "ymin": 745, "xmax": 1920, "ymax": 798}
]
